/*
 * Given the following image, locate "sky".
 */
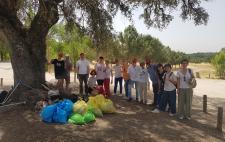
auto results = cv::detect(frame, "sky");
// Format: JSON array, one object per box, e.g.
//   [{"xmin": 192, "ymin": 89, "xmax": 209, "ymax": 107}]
[{"xmin": 113, "ymin": 0, "xmax": 225, "ymax": 53}]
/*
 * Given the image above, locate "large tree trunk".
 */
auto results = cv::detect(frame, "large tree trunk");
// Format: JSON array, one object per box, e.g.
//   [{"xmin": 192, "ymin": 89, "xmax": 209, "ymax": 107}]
[
  {"xmin": 9, "ymin": 36, "xmax": 47, "ymax": 88},
  {"xmin": 0, "ymin": 0, "xmax": 60, "ymax": 89}
]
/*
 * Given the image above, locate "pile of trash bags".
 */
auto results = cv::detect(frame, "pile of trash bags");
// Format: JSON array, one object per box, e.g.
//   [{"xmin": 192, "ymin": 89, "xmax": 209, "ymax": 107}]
[{"xmin": 40, "ymin": 95, "xmax": 116, "ymax": 125}]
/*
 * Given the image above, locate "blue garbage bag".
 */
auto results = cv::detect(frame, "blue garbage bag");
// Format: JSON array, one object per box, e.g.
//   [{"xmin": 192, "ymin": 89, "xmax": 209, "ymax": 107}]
[
  {"xmin": 52, "ymin": 107, "xmax": 67, "ymax": 123},
  {"xmin": 40, "ymin": 99, "xmax": 74, "ymax": 124},
  {"xmin": 40, "ymin": 104, "xmax": 57, "ymax": 123},
  {"xmin": 58, "ymin": 99, "xmax": 73, "ymax": 117}
]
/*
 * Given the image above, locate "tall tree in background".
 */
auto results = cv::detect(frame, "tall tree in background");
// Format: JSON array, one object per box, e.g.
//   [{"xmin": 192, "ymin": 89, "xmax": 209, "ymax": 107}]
[{"xmin": 0, "ymin": 0, "xmax": 209, "ymax": 89}]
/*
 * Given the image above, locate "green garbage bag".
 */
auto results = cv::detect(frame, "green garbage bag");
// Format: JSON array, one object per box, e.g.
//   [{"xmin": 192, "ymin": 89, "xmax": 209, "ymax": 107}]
[
  {"xmin": 68, "ymin": 119, "xmax": 75, "ymax": 124},
  {"xmin": 70, "ymin": 113, "xmax": 85, "ymax": 125},
  {"xmin": 87, "ymin": 105, "xmax": 94, "ymax": 113},
  {"xmin": 84, "ymin": 112, "xmax": 95, "ymax": 123}
]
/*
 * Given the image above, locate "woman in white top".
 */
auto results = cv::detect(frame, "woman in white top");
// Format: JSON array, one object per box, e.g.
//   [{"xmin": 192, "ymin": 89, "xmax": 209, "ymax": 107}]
[
  {"xmin": 177, "ymin": 59, "xmax": 195, "ymax": 120},
  {"xmin": 95, "ymin": 56, "xmax": 106, "ymax": 86}
]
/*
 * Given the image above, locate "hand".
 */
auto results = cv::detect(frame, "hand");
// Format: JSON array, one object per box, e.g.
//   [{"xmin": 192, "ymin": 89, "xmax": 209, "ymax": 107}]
[{"xmin": 177, "ymin": 89, "xmax": 180, "ymax": 95}]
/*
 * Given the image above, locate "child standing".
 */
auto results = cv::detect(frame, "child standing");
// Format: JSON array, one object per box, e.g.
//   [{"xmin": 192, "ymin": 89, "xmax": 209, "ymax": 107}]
[
  {"xmin": 88, "ymin": 70, "xmax": 97, "ymax": 95},
  {"xmin": 104, "ymin": 60, "xmax": 113, "ymax": 97},
  {"xmin": 138, "ymin": 62, "xmax": 149, "ymax": 104}
]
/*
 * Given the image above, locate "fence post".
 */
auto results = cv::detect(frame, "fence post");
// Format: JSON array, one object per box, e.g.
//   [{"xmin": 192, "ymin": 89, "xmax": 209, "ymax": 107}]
[
  {"xmin": 217, "ymin": 107, "xmax": 223, "ymax": 132},
  {"xmin": 0, "ymin": 78, "xmax": 3, "ymax": 87},
  {"xmin": 203, "ymin": 95, "xmax": 207, "ymax": 113}
]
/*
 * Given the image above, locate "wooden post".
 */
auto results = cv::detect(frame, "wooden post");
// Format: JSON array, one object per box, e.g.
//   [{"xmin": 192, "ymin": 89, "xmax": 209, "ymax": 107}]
[
  {"xmin": 203, "ymin": 95, "xmax": 207, "ymax": 113},
  {"xmin": 0, "ymin": 78, "xmax": 3, "ymax": 87},
  {"xmin": 217, "ymin": 107, "xmax": 223, "ymax": 132},
  {"xmin": 209, "ymin": 73, "xmax": 211, "ymax": 79}
]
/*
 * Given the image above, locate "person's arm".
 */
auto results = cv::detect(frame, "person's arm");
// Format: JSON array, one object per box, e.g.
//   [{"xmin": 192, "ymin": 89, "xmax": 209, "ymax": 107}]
[{"xmin": 176, "ymin": 73, "xmax": 180, "ymax": 94}]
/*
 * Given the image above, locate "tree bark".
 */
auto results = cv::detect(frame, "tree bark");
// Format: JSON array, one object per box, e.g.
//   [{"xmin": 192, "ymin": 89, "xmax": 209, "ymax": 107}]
[{"xmin": 0, "ymin": 0, "xmax": 60, "ymax": 89}]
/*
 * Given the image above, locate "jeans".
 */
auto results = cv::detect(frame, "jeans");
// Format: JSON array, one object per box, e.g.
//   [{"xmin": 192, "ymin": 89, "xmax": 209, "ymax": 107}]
[
  {"xmin": 114, "ymin": 77, "xmax": 123, "ymax": 94},
  {"xmin": 160, "ymin": 90, "xmax": 176, "ymax": 114},
  {"xmin": 152, "ymin": 83, "xmax": 159, "ymax": 105},
  {"xmin": 78, "ymin": 74, "xmax": 88, "ymax": 96},
  {"xmin": 128, "ymin": 80, "xmax": 139, "ymax": 99},
  {"xmin": 124, "ymin": 80, "xmax": 129, "ymax": 97}
]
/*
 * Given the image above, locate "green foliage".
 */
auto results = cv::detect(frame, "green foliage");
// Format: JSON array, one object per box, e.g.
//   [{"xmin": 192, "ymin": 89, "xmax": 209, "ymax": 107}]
[
  {"xmin": 187, "ymin": 52, "xmax": 216, "ymax": 63},
  {"xmin": 46, "ymin": 24, "xmax": 96, "ymax": 63},
  {"xmin": 211, "ymin": 51, "xmax": 225, "ymax": 79},
  {"xmin": 102, "ymin": 25, "xmax": 186, "ymax": 64}
]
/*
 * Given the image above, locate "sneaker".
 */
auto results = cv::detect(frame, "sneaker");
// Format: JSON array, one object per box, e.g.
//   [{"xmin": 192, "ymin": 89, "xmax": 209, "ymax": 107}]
[
  {"xmin": 178, "ymin": 116, "xmax": 184, "ymax": 120},
  {"xmin": 169, "ymin": 113, "xmax": 175, "ymax": 117},
  {"xmin": 186, "ymin": 117, "xmax": 191, "ymax": 120},
  {"xmin": 119, "ymin": 93, "xmax": 123, "ymax": 96},
  {"xmin": 151, "ymin": 108, "xmax": 160, "ymax": 113}
]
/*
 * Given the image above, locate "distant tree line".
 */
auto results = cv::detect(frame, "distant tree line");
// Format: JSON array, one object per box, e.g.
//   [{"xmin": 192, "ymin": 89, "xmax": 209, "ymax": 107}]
[{"xmin": 187, "ymin": 52, "xmax": 216, "ymax": 63}]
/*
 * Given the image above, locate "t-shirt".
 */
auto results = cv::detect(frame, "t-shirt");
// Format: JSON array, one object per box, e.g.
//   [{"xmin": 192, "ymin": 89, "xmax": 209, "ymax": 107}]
[
  {"xmin": 51, "ymin": 59, "xmax": 65, "ymax": 78},
  {"xmin": 177, "ymin": 69, "xmax": 192, "ymax": 89},
  {"xmin": 88, "ymin": 76, "xmax": 97, "ymax": 88},
  {"xmin": 95, "ymin": 63, "xmax": 106, "ymax": 80},
  {"xmin": 122, "ymin": 64, "xmax": 129, "ymax": 80},
  {"xmin": 164, "ymin": 72, "xmax": 177, "ymax": 91},
  {"xmin": 138, "ymin": 68, "xmax": 149, "ymax": 83},
  {"xmin": 113, "ymin": 65, "xmax": 122, "ymax": 78},
  {"xmin": 76, "ymin": 59, "xmax": 90, "ymax": 75},
  {"xmin": 128, "ymin": 65, "xmax": 140, "ymax": 81},
  {"xmin": 105, "ymin": 67, "xmax": 112, "ymax": 79}
]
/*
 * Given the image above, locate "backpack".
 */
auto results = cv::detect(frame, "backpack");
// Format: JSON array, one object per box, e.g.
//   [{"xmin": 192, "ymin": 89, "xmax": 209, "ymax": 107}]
[
  {"xmin": 163, "ymin": 72, "xmax": 177, "ymax": 88},
  {"xmin": 188, "ymin": 69, "xmax": 197, "ymax": 88}
]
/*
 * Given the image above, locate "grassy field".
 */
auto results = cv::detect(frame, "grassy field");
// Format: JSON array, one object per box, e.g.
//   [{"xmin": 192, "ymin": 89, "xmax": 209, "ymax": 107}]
[{"xmin": 188, "ymin": 63, "xmax": 218, "ymax": 79}]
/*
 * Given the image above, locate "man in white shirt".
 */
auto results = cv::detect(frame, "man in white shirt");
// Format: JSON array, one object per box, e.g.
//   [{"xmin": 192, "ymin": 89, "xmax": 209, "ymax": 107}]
[
  {"xmin": 76, "ymin": 53, "xmax": 90, "ymax": 97},
  {"xmin": 127, "ymin": 58, "xmax": 141, "ymax": 101}
]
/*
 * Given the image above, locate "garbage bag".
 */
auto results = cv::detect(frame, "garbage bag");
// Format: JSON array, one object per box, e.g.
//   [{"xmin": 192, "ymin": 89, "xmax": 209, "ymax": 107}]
[
  {"xmin": 52, "ymin": 107, "xmax": 67, "ymax": 123},
  {"xmin": 73, "ymin": 100, "xmax": 88, "ymax": 115},
  {"xmin": 92, "ymin": 107, "xmax": 103, "ymax": 117},
  {"xmin": 40, "ymin": 104, "xmax": 57, "ymax": 123},
  {"xmin": 70, "ymin": 113, "xmax": 85, "ymax": 125},
  {"xmin": 100, "ymin": 99, "xmax": 116, "ymax": 113},
  {"xmin": 57, "ymin": 99, "xmax": 73, "ymax": 116},
  {"xmin": 83, "ymin": 112, "xmax": 95, "ymax": 123},
  {"xmin": 87, "ymin": 105, "xmax": 94, "ymax": 113},
  {"xmin": 95, "ymin": 95, "xmax": 106, "ymax": 108},
  {"xmin": 68, "ymin": 119, "xmax": 75, "ymax": 124}
]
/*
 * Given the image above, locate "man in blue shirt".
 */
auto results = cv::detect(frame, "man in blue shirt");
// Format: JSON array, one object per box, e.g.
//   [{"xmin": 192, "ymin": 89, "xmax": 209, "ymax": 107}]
[{"xmin": 146, "ymin": 59, "xmax": 159, "ymax": 106}]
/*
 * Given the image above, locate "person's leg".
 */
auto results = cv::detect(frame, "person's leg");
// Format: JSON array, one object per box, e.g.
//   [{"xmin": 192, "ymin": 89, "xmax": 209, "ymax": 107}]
[
  {"xmin": 127, "ymin": 80, "xmax": 133, "ymax": 100},
  {"xmin": 168, "ymin": 90, "xmax": 176, "ymax": 114},
  {"xmin": 186, "ymin": 88, "xmax": 193, "ymax": 118},
  {"xmin": 178, "ymin": 89, "xmax": 185, "ymax": 118},
  {"xmin": 152, "ymin": 84, "xmax": 159, "ymax": 106},
  {"xmin": 84, "ymin": 74, "xmax": 89, "ymax": 96},
  {"xmin": 135, "ymin": 81, "xmax": 139, "ymax": 100},
  {"xmin": 159, "ymin": 91, "xmax": 166, "ymax": 111},
  {"xmin": 124, "ymin": 80, "xmax": 128, "ymax": 97},
  {"xmin": 114, "ymin": 77, "xmax": 119, "ymax": 94},
  {"xmin": 143, "ymin": 83, "xmax": 147, "ymax": 104},
  {"xmin": 104, "ymin": 78, "xmax": 110, "ymax": 96},
  {"xmin": 138, "ymin": 82, "xmax": 143, "ymax": 102},
  {"xmin": 119, "ymin": 77, "xmax": 123, "ymax": 94},
  {"xmin": 78, "ymin": 74, "xmax": 84, "ymax": 95}
]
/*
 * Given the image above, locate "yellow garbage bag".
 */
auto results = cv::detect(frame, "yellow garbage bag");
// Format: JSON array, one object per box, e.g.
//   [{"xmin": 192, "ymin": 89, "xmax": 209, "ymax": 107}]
[
  {"xmin": 100, "ymin": 99, "xmax": 116, "ymax": 113},
  {"xmin": 73, "ymin": 100, "xmax": 88, "ymax": 115},
  {"xmin": 87, "ymin": 98, "xmax": 103, "ymax": 117},
  {"xmin": 94, "ymin": 95, "xmax": 106, "ymax": 108}
]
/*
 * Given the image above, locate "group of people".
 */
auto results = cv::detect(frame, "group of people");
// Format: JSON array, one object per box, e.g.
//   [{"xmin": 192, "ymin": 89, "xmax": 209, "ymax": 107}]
[{"xmin": 51, "ymin": 52, "xmax": 196, "ymax": 120}]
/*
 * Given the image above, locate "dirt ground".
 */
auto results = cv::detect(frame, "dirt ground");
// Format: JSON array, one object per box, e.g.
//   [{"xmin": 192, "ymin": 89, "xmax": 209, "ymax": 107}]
[{"xmin": 0, "ymin": 94, "xmax": 225, "ymax": 142}]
